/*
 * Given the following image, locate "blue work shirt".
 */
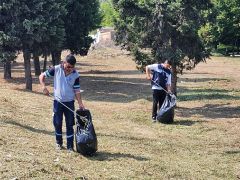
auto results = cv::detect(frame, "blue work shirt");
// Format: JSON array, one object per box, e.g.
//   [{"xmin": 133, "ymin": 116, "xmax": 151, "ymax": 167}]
[
  {"xmin": 44, "ymin": 64, "xmax": 80, "ymax": 102},
  {"xmin": 147, "ymin": 64, "xmax": 172, "ymax": 90}
]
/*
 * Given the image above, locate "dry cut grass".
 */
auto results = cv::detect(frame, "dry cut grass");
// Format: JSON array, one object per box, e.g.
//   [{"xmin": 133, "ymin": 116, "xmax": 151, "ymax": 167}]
[{"xmin": 0, "ymin": 48, "xmax": 240, "ymax": 179}]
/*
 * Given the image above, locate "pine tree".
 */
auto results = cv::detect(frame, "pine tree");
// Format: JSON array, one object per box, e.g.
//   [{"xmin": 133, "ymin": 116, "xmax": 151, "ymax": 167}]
[
  {"xmin": 1, "ymin": 0, "xmax": 67, "ymax": 90},
  {"xmin": 1, "ymin": 0, "xmax": 101, "ymax": 90},
  {"xmin": 64, "ymin": 0, "xmax": 101, "ymax": 55},
  {"xmin": 0, "ymin": 0, "xmax": 20, "ymax": 79},
  {"xmin": 113, "ymin": 0, "xmax": 213, "ymax": 95}
]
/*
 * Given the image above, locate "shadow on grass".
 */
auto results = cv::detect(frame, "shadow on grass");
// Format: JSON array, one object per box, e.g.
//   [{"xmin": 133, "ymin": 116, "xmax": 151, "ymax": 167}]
[
  {"xmin": 2, "ymin": 51, "xmax": 239, "ymax": 133},
  {"xmin": 90, "ymin": 151, "xmax": 149, "ymax": 161},
  {"xmin": 178, "ymin": 93, "xmax": 240, "ymax": 101},
  {"xmin": 2, "ymin": 56, "xmax": 240, "ymax": 105},
  {"xmin": 176, "ymin": 104, "xmax": 240, "ymax": 119},
  {"xmin": 0, "ymin": 59, "xmax": 104, "ymax": 72},
  {"xmin": 79, "ymin": 75, "xmax": 150, "ymax": 103},
  {"xmin": 4, "ymin": 76, "xmax": 41, "ymax": 85},
  {"xmin": 178, "ymin": 87, "xmax": 231, "ymax": 94},
  {"xmin": 182, "ymin": 72, "xmax": 214, "ymax": 75},
  {"xmin": 224, "ymin": 150, "xmax": 240, "ymax": 155},
  {"xmin": 97, "ymin": 132, "xmax": 152, "ymax": 142},
  {"xmin": 81, "ymin": 69, "xmax": 142, "ymax": 75},
  {"xmin": 1, "ymin": 61, "xmax": 151, "ymax": 103},
  {"xmin": 177, "ymin": 87, "xmax": 240, "ymax": 101},
  {"xmin": 4, "ymin": 120, "xmax": 54, "ymax": 136},
  {"xmin": 7, "ymin": 74, "xmax": 151, "ymax": 103},
  {"xmin": 172, "ymin": 120, "xmax": 206, "ymax": 126},
  {"xmin": 179, "ymin": 77, "xmax": 229, "ymax": 83}
]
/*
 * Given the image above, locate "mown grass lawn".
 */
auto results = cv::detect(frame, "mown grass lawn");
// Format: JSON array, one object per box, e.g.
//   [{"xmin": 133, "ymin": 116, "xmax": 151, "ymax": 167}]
[{"xmin": 0, "ymin": 48, "xmax": 239, "ymax": 179}]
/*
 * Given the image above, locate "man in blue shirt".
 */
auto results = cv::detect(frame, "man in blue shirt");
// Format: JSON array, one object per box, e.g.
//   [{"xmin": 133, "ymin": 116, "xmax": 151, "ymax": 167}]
[
  {"xmin": 146, "ymin": 60, "xmax": 172, "ymax": 122},
  {"xmin": 39, "ymin": 54, "xmax": 84, "ymax": 152}
]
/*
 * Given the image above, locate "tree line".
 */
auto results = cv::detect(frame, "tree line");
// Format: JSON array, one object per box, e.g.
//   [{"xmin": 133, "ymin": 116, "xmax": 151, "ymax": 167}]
[
  {"xmin": 0, "ymin": 0, "xmax": 101, "ymax": 90},
  {"xmin": 1, "ymin": 0, "xmax": 239, "ymax": 94}
]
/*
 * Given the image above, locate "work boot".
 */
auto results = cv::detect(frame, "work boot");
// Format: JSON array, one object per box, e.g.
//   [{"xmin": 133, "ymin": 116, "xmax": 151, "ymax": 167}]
[
  {"xmin": 67, "ymin": 148, "xmax": 74, "ymax": 153},
  {"xmin": 152, "ymin": 116, "xmax": 157, "ymax": 123},
  {"xmin": 56, "ymin": 144, "xmax": 63, "ymax": 150}
]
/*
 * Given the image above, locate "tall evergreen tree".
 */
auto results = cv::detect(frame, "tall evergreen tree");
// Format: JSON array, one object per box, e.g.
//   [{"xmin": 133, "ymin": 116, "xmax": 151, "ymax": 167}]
[
  {"xmin": 113, "ymin": 0, "xmax": 212, "ymax": 95},
  {"xmin": 0, "ymin": 0, "xmax": 20, "ymax": 79},
  {"xmin": 22, "ymin": 0, "xmax": 66, "ymax": 90},
  {"xmin": 3, "ymin": 0, "xmax": 67, "ymax": 90},
  {"xmin": 64, "ymin": 0, "xmax": 102, "ymax": 55},
  {"xmin": 34, "ymin": 0, "xmax": 67, "ymax": 67},
  {"xmin": 2, "ymin": 0, "xmax": 101, "ymax": 90}
]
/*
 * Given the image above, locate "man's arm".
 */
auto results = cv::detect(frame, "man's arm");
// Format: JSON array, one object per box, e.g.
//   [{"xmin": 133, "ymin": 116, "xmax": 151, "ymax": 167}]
[
  {"xmin": 166, "ymin": 74, "xmax": 172, "ymax": 93},
  {"xmin": 145, "ymin": 65, "xmax": 152, "ymax": 80},
  {"xmin": 39, "ymin": 67, "xmax": 55, "ymax": 95},
  {"xmin": 73, "ymin": 77, "xmax": 84, "ymax": 109},
  {"xmin": 39, "ymin": 73, "xmax": 49, "ymax": 95},
  {"xmin": 75, "ymin": 91, "xmax": 84, "ymax": 109},
  {"xmin": 166, "ymin": 85, "xmax": 172, "ymax": 93}
]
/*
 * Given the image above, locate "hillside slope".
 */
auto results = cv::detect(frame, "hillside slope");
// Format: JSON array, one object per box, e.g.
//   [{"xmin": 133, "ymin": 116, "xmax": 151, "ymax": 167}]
[{"xmin": 0, "ymin": 48, "xmax": 240, "ymax": 179}]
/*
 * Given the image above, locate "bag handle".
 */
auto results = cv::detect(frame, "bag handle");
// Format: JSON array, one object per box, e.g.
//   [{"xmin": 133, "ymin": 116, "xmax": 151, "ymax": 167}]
[
  {"xmin": 49, "ymin": 93, "xmax": 89, "ymax": 127},
  {"xmin": 151, "ymin": 79, "xmax": 169, "ymax": 94}
]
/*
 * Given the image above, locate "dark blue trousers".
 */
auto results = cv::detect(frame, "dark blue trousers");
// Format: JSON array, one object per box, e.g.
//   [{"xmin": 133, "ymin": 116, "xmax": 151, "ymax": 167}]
[
  {"xmin": 53, "ymin": 100, "xmax": 75, "ymax": 149},
  {"xmin": 152, "ymin": 89, "xmax": 166, "ymax": 118}
]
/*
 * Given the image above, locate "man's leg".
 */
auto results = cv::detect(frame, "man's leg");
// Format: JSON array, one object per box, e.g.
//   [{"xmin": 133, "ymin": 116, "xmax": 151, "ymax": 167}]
[
  {"xmin": 63, "ymin": 101, "xmax": 75, "ymax": 150},
  {"xmin": 158, "ymin": 90, "xmax": 167, "ymax": 110},
  {"xmin": 53, "ymin": 100, "xmax": 63, "ymax": 147},
  {"xmin": 152, "ymin": 89, "xmax": 159, "ymax": 120}
]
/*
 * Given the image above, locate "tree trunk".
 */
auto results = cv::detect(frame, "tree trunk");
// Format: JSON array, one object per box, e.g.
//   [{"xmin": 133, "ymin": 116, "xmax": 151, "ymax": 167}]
[
  {"xmin": 171, "ymin": 64, "xmax": 177, "ymax": 96},
  {"xmin": 51, "ymin": 50, "xmax": 62, "ymax": 66},
  {"xmin": 51, "ymin": 51, "xmax": 56, "ymax": 66},
  {"xmin": 237, "ymin": 39, "xmax": 240, "ymax": 54},
  {"xmin": 33, "ymin": 53, "xmax": 41, "ymax": 76},
  {"xmin": 55, "ymin": 50, "xmax": 61, "ymax": 65},
  {"xmin": 23, "ymin": 49, "xmax": 32, "ymax": 90},
  {"xmin": 42, "ymin": 54, "xmax": 47, "ymax": 72},
  {"xmin": 4, "ymin": 61, "xmax": 11, "ymax": 79}
]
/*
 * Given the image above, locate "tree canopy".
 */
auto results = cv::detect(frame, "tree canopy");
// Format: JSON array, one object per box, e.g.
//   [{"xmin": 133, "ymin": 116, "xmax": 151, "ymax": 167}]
[
  {"xmin": 0, "ymin": 0, "xmax": 101, "ymax": 90},
  {"xmin": 0, "ymin": 0, "xmax": 21, "ymax": 78},
  {"xmin": 64, "ymin": 0, "xmax": 101, "ymax": 55},
  {"xmin": 100, "ymin": 0, "xmax": 118, "ymax": 27},
  {"xmin": 113, "ymin": 0, "xmax": 213, "ymax": 94},
  {"xmin": 200, "ymin": 0, "xmax": 240, "ymax": 54}
]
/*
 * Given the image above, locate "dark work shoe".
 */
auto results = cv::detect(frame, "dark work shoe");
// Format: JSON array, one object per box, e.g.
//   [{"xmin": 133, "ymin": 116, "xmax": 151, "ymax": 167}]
[
  {"xmin": 56, "ymin": 144, "xmax": 63, "ymax": 150},
  {"xmin": 152, "ymin": 116, "xmax": 157, "ymax": 123},
  {"xmin": 67, "ymin": 148, "xmax": 74, "ymax": 153}
]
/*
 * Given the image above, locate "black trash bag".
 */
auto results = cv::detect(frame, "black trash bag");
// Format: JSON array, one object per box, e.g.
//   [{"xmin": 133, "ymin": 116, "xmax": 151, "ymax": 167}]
[
  {"xmin": 75, "ymin": 109, "xmax": 98, "ymax": 156},
  {"xmin": 157, "ymin": 93, "xmax": 176, "ymax": 124}
]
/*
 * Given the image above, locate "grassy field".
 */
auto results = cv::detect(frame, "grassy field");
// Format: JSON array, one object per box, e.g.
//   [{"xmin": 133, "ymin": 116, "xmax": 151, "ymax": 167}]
[{"xmin": 0, "ymin": 48, "xmax": 240, "ymax": 179}]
